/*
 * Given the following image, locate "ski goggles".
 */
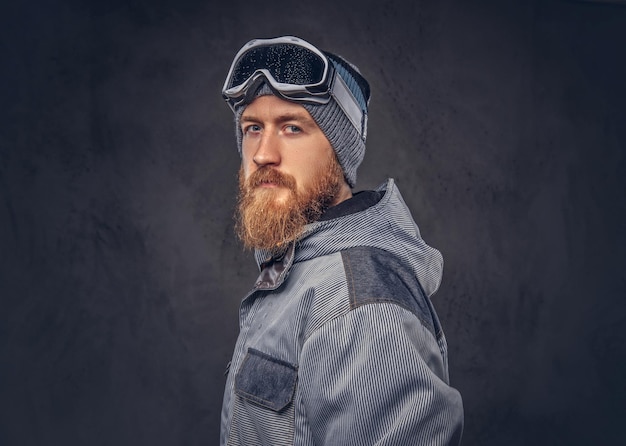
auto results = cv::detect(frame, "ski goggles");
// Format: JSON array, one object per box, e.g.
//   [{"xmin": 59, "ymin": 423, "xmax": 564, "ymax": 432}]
[{"xmin": 222, "ymin": 36, "xmax": 367, "ymax": 138}]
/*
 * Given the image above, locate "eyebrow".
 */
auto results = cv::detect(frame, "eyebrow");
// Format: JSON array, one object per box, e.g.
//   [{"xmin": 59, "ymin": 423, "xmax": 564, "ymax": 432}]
[{"xmin": 240, "ymin": 113, "xmax": 314, "ymax": 126}]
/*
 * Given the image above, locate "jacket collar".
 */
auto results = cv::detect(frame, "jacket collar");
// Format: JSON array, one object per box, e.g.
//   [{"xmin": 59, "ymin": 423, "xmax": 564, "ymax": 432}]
[{"xmin": 253, "ymin": 241, "xmax": 296, "ymax": 291}]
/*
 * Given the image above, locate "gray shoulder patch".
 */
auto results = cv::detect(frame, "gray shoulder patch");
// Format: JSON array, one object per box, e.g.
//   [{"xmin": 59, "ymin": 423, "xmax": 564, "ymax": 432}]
[{"xmin": 341, "ymin": 246, "xmax": 441, "ymax": 338}]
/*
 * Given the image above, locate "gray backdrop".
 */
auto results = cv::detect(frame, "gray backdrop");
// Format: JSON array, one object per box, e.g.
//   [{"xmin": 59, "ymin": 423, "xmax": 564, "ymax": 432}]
[{"xmin": 1, "ymin": 0, "xmax": 625, "ymax": 444}]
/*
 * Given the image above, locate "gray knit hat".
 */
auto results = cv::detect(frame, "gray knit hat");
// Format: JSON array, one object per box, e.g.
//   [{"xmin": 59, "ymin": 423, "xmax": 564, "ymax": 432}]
[{"xmin": 231, "ymin": 48, "xmax": 370, "ymax": 188}]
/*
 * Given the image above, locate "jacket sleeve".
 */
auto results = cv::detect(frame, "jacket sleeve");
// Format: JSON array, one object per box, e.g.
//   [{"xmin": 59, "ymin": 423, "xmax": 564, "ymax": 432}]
[{"xmin": 298, "ymin": 302, "xmax": 464, "ymax": 446}]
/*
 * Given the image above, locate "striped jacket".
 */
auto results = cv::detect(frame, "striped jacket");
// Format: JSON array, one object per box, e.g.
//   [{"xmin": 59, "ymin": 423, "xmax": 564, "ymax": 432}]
[{"xmin": 220, "ymin": 179, "xmax": 464, "ymax": 445}]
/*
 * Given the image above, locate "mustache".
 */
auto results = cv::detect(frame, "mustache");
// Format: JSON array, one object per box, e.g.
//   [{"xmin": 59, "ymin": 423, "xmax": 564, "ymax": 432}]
[{"xmin": 247, "ymin": 167, "xmax": 297, "ymax": 190}]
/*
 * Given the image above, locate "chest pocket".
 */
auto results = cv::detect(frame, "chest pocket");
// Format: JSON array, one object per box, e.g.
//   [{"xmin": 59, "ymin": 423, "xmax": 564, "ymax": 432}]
[{"xmin": 235, "ymin": 348, "xmax": 298, "ymax": 412}]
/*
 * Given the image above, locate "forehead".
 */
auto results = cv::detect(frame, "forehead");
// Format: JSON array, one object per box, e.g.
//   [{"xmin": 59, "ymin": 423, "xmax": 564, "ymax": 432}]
[{"xmin": 241, "ymin": 95, "xmax": 313, "ymax": 121}]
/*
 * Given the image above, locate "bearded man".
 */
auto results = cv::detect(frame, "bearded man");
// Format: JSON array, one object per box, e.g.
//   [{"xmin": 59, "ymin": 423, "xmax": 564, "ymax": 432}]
[{"xmin": 220, "ymin": 36, "xmax": 464, "ymax": 446}]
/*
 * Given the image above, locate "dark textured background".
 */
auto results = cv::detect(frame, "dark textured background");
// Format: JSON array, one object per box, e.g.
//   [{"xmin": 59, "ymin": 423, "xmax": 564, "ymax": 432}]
[{"xmin": 1, "ymin": 0, "xmax": 625, "ymax": 444}]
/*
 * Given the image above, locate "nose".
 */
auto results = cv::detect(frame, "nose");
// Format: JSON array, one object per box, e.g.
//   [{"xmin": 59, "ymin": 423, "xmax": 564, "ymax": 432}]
[{"xmin": 252, "ymin": 131, "xmax": 281, "ymax": 167}]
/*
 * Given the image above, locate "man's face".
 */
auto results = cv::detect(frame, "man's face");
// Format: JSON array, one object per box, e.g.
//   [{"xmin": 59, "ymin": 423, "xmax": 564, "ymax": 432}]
[{"xmin": 236, "ymin": 95, "xmax": 351, "ymax": 251}]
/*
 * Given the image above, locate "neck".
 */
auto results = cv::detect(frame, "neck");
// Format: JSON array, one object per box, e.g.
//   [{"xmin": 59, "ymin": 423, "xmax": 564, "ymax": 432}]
[{"xmin": 331, "ymin": 182, "xmax": 353, "ymax": 207}]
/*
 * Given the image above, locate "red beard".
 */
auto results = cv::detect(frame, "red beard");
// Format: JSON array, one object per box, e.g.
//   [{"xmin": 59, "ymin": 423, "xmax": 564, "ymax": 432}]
[{"xmin": 236, "ymin": 154, "xmax": 344, "ymax": 252}]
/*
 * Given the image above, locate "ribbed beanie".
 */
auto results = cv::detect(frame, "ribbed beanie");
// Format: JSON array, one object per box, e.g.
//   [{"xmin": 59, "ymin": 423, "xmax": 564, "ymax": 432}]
[{"xmin": 232, "ymin": 50, "xmax": 369, "ymax": 188}]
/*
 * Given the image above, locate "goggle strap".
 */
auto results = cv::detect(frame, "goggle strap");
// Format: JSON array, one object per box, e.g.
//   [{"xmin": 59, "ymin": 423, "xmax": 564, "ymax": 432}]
[{"xmin": 331, "ymin": 74, "xmax": 366, "ymax": 139}]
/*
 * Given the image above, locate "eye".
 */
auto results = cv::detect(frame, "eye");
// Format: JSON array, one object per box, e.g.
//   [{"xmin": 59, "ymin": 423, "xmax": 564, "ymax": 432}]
[
  {"xmin": 284, "ymin": 125, "xmax": 302, "ymax": 134},
  {"xmin": 243, "ymin": 124, "xmax": 262, "ymax": 135}
]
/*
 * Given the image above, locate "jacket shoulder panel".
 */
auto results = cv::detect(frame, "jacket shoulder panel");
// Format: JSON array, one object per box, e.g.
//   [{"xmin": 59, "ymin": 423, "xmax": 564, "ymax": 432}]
[{"xmin": 340, "ymin": 246, "xmax": 440, "ymax": 338}]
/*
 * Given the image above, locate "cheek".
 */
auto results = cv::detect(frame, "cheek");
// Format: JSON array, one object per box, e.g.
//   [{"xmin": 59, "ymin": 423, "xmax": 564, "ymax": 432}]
[
  {"xmin": 241, "ymin": 154, "xmax": 256, "ymax": 177},
  {"xmin": 241, "ymin": 139, "xmax": 256, "ymax": 164},
  {"xmin": 293, "ymin": 160, "xmax": 323, "ymax": 193}
]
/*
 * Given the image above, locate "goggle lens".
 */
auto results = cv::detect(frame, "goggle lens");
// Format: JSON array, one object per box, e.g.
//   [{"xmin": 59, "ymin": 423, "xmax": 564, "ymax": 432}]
[{"xmin": 228, "ymin": 43, "xmax": 327, "ymax": 88}]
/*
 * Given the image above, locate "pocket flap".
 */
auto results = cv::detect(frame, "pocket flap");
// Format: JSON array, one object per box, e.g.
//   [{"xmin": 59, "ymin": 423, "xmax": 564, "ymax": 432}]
[{"xmin": 235, "ymin": 348, "xmax": 298, "ymax": 412}]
